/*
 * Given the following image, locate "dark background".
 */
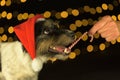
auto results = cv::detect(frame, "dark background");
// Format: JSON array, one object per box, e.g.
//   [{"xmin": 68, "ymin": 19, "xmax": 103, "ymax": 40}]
[
  {"xmin": 39, "ymin": 45, "xmax": 120, "ymax": 80},
  {"xmin": 1, "ymin": 0, "xmax": 120, "ymax": 80}
]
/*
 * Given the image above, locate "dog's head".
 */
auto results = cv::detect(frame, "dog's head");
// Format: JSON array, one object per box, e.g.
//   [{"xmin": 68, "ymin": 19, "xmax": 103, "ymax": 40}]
[{"xmin": 35, "ymin": 19, "xmax": 75, "ymax": 60}]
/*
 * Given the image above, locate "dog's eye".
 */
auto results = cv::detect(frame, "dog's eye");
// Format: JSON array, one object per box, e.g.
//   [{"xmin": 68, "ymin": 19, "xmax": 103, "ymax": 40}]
[{"xmin": 44, "ymin": 30, "xmax": 49, "ymax": 35}]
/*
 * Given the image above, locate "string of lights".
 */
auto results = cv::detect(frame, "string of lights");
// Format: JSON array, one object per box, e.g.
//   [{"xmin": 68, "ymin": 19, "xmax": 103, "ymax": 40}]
[{"xmin": 0, "ymin": 0, "xmax": 120, "ymax": 60}]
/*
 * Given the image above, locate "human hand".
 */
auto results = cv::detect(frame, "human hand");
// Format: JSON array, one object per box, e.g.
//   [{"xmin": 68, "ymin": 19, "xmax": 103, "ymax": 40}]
[{"xmin": 88, "ymin": 15, "xmax": 120, "ymax": 41}]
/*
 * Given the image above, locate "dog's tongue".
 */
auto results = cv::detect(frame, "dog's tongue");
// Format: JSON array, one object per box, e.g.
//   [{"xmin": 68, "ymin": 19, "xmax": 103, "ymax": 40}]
[
  {"xmin": 53, "ymin": 46, "xmax": 66, "ymax": 53},
  {"xmin": 49, "ymin": 46, "xmax": 71, "ymax": 54},
  {"xmin": 14, "ymin": 14, "xmax": 44, "ymax": 60}
]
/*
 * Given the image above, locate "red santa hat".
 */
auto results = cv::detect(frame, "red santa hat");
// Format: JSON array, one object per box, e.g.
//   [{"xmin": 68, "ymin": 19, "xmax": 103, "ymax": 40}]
[{"xmin": 14, "ymin": 14, "xmax": 45, "ymax": 72}]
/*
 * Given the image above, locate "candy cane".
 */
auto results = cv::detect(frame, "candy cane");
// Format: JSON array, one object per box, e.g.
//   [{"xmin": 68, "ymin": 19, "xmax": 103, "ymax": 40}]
[{"xmin": 64, "ymin": 32, "xmax": 94, "ymax": 54}]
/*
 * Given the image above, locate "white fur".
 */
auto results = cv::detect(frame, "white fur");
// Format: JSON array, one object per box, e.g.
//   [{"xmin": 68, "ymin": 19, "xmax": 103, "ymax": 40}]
[
  {"xmin": 32, "ymin": 58, "xmax": 43, "ymax": 72},
  {"xmin": 36, "ymin": 18, "xmax": 45, "ymax": 22},
  {"xmin": 0, "ymin": 41, "xmax": 48, "ymax": 80}
]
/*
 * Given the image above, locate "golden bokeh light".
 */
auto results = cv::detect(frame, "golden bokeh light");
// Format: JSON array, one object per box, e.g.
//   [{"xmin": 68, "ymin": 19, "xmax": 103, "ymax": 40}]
[
  {"xmin": 1, "ymin": 34, "xmax": 7, "ymax": 41},
  {"xmin": 43, "ymin": 11, "xmax": 51, "ymax": 18},
  {"xmin": 89, "ymin": 8, "xmax": 96, "ymax": 14},
  {"xmin": 75, "ymin": 31, "xmax": 82, "ymax": 38},
  {"xmin": 60, "ymin": 11, "xmax": 68, "ymax": 18},
  {"xmin": 28, "ymin": 13, "xmax": 35, "ymax": 18},
  {"xmin": 87, "ymin": 45, "xmax": 94, "ymax": 52},
  {"xmin": 74, "ymin": 49, "xmax": 81, "ymax": 55},
  {"xmin": 75, "ymin": 20, "xmax": 82, "ymax": 27},
  {"xmin": 71, "ymin": 9, "xmax": 79, "ymax": 16},
  {"xmin": 111, "ymin": 40, "xmax": 116, "ymax": 45},
  {"xmin": 7, "ymin": 12, "xmax": 12, "ymax": 20},
  {"xmin": 94, "ymin": 33, "xmax": 100, "ymax": 39},
  {"xmin": 117, "ymin": 14, "xmax": 120, "ymax": 21},
  {"xmin": 0, "ymin": 27, "xmax": 4, "ymax": 34},
  {"xmin": 99, "ymin": 43, "xmax": 105, "ymax": 51},
  {"xmin": 108, "ymin": 4, "xmax": 114, "ymax": 10},
  {"xmin": 6, "ymin": 0, "xmax": 11, "ymax": 6},
  {"xmin": 102, "ymin": 3, "xmax": 108, "ymax": 10},
  {"xmin": 83, "ymin": 5, "xmax": 90, "ymax": 12},
  {"xmin": 66, "ymin": 8, "xmax": 72, "ymax": 15},
  {"xmin": 17, "ymin": 13, "xmax": 23, "ymax": 21},
  {"xmin": 69, "ymin": 24, "xmax": 77, "ymax": 31},
  {"xmin": 1, "ymin": 11, "xmax": 7, "ymax": 18},
  {"xmin": 20, "ymin": 0, "xmax": 27, "ymax": 3},
  {"xmin": 69, "ymin": 52, "xmax": 76, "ymax": 59},
  {"xmin": 1, "ymin": 0, "xmax": 6, "ymax": 6},
  {"xmin": 55, "ymin": 12, "xmax": 61, "ymax": 19},
  {"xmin": 111, "ymin": 15, "xmax": 117, "ymax": 21},
  {"xmin": 117, "ymin": 36, "xmax": 120, "ymax": 42},
  {"xmin": 96, "ymin": 6, "xmax": 102, "ymax": 13},
  {"xmin": 22, "ymin": 13, "xmax": 28, "ymax": 20},
  {"xmin": 82, "ymin": 19, "xmax": 88, "ymax": 26},
  {"xmin": 8, "ymin": 26, "xmax": 14, "ymax": 34},
  {"xmin": 88, "ymin": 18, "xmax": 93, "ymax": 25},
  {"xmin": 82, "ymin": 34, "xmax": 88, "ymax": 41},
  {"xmin": 8, "ymin": 37, "xmax": 13, "ymax": 42}
]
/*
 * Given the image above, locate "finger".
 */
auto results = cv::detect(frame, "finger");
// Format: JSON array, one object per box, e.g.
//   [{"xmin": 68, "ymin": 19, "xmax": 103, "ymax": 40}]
[
  {"xmin": 98, "ymin": 22, "xmax": 115, "ymax": 34},
  {"xmin": 98, "ymin": 25, "xmax": 111, "ymax": 34},
  {"xmin": 100, "ymin": 24, "xmax": 118, "ymax": 38},
  {"xmin": 105, "ymin": 30, "xmax": 119, "ymax": 41},
  {"xmin": 105, "ymin": 35, "xmax": 117, "ymax": 41},
  {"xmin": 100, "ymin": 30, "xmax": 113, "ymax": 38},
  {"xmin": 88, "ymin": 16, "xmax": 113, "ymax": 35}
]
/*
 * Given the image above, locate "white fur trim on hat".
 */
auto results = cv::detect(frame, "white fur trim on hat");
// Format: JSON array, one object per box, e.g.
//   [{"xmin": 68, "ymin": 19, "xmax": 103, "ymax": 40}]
[
  {"xmin": 32, "ymin": 58, "xmax": 43, "ymax": 72},
  {"xmin": 36, "ymin": 18, "xmax": 45, "ymax": 22}
]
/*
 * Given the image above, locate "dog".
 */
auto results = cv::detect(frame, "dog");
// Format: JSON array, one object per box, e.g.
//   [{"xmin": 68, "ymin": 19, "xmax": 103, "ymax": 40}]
[{"xmin": 0, "ymin": 14, "xmax": 75, "ymax": 80}]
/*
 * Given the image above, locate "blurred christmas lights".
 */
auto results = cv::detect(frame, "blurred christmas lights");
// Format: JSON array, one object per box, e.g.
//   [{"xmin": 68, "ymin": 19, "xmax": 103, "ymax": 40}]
[{"xmin": 0, "ymin": 0, "xmax": 120, "ymax": 60}]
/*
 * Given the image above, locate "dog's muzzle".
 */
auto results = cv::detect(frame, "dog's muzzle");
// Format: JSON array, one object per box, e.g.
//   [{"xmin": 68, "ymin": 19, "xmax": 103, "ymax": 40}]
[{"xmin": 49, "ymin": 32, "xmax": 94, "ymax": 55}]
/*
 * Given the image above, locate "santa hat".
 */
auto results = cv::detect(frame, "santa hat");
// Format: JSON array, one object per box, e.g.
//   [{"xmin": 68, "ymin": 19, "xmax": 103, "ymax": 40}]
[{"xmin": 14, "ymin": 14, "xmax": 45, "ymax": 72}]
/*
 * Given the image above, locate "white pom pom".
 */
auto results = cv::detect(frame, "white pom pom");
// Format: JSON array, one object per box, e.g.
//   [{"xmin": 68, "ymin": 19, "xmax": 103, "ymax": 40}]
[{"xmin": 32, "ymin": 58, "xmax": 43, "ymax": 72}]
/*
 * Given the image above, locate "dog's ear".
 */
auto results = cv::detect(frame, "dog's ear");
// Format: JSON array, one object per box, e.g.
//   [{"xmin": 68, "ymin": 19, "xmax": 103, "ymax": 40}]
[
  {"xmin": 44, "ymin": 19, "xmax": 54, "ymax": 28},
  {"xmin": 35, "ymin": 20, "xmax": 45, "ymax": 38},
  {"xmin": 35, "ymin": 19, "xmax": 60, "ymax": 38},
  {"xmin": 35, "ymin": 19, "xmax": 54, "ymax": 36},
  {"xmin": 44, "ymin": 19, "xmax": 60, "ymax": 29}
]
